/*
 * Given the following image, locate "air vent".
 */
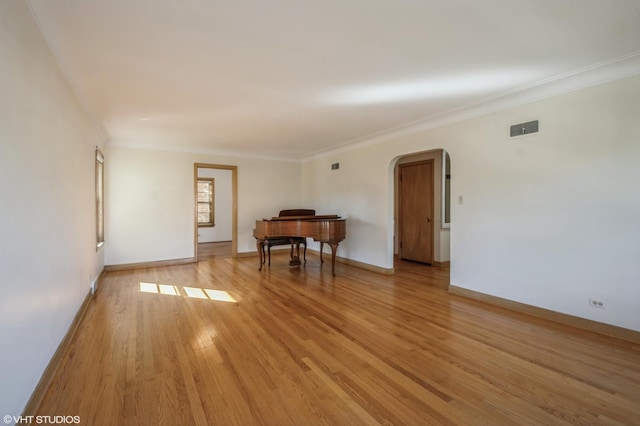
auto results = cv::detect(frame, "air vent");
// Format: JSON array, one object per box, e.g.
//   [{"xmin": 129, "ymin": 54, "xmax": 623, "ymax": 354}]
[{"xmin": 510, "ymin": 120, "xmax": 539, "ymax": 137}]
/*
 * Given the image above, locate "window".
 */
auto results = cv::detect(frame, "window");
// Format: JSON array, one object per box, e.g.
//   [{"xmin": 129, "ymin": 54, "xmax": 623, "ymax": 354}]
[
  {"xmin": 197, "ymin": 178, "xmax": 215, "ymax": 227},
  {"xmin": 96, "ymin": 148, "xmax": 104, "ymax": 248}
]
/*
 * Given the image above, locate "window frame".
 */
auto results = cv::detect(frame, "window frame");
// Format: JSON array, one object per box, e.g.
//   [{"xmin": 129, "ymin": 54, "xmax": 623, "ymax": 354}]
[
  {"xmin": 197, "ymin": 177, "xmax": 215, "ymax": 228},
  {"xmin": 96, "ymin": 147, "xmax": 105, "ymax": 249}
]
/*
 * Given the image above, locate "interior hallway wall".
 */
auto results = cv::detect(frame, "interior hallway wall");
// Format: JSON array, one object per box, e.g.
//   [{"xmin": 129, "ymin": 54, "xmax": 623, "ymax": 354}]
[
  {"xmin": 0, "ymin": 1, "xmax": 105, "ymax": 417},
  {"xmin": 197, "ymin": 167, "xmax": 233, "ymax": 243}
]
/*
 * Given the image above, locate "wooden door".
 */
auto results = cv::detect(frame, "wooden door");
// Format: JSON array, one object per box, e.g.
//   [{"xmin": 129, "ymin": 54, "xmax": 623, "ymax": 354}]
[{"xmin": 399, "ymin": 160, "xmax": 434, "ymax": 264}]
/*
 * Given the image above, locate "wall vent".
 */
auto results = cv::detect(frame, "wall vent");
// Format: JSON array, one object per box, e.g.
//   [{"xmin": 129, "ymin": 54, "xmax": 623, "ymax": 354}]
[{"xmin": 510, "ymin": 120, "xmax": 539, "ymax": 137}]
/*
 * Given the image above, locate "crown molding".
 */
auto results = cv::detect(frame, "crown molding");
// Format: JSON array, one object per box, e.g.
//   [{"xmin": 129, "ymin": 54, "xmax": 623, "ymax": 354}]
[
  {"xmin": 302, "ymin": 51, "xmax": 640, "ymax": 162},
  {"xmin": 106, "ymin": 140, "xmax": 302, "ymax": 163}
]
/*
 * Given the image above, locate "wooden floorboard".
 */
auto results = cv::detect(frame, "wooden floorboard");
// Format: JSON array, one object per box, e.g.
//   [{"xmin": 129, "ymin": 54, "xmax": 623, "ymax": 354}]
[
  {"xmin": 37, "ymin": 254, "xmax": 640, "ymax": 425},
  {"xmin": 197, "ymin": 241, "xmax": 232, "ymax": 261}
]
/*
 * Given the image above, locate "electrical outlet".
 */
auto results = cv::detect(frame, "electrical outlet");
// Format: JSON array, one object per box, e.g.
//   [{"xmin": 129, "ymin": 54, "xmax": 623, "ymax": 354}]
[{"xmin": 589, "ymin": 298, "xmax": 605, "ymax": 309}]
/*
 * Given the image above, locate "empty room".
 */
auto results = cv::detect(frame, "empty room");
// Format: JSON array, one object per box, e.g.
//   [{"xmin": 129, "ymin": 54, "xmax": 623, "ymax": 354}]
[{"xmin": 1, "ymin": 1, "xmax": 639, "ymax": 425}]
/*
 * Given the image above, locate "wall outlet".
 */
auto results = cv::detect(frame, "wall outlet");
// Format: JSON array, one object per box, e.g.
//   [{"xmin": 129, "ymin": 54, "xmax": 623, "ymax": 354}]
[{"xmin": 589, "ymin": 298, "xmax": 605, "ymax": 309}]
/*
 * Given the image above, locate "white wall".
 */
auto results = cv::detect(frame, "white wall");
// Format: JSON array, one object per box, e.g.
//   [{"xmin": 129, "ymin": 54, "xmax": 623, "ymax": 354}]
[
  {"xmin": 105, "ymin": 146, "xmax": 301, "ymax": 265},
  {"xmin": 0, "ymin": 1, "xmax": 104, "ymax": 418},
  {"xmin": 197, "ymin": 167, "xmax": 232, "ymax": 243},
  {"xmin": 303, "ymin": 74, "xmax": 640, "ymax": 332},
  {"xmin": 302, "ymin": 152, "xmax": 390, "ymax": 266}
]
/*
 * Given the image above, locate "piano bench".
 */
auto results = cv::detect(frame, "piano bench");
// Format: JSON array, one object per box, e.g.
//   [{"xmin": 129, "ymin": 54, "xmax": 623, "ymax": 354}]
[{"xmin": 263, "ymin": 237, "xmax": 307, "ymax": 266}]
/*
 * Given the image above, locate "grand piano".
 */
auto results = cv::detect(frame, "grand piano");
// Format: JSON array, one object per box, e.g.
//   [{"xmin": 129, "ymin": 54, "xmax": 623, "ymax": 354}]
[{"xmin": 253, "ymin": 211, "xmax": 346, "ymax": 276}]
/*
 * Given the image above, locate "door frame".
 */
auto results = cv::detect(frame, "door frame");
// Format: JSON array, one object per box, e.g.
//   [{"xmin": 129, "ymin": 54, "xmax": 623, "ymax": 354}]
[
  {"xmin": 194, "ymin": 163, "xmax": 238, "ymax": 260},
  {"xmin": 391, "ymin": 148, "xmax": 450, "ymax": 268},
  {"xmin": 397, "ymin": 159, "xmax": 434, "ymax": 264}
]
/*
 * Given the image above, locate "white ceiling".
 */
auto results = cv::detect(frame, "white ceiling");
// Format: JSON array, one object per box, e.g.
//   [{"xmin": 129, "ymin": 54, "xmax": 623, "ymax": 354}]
[{"xmin": 27, "ymin": 0, "xmax": 640, "ymax": 160}]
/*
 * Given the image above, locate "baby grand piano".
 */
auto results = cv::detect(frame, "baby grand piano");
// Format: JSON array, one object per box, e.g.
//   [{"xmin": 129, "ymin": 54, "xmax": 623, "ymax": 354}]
[{"xmin": 253, "ymin": 211, "xmax": 346, "ymax": 276}]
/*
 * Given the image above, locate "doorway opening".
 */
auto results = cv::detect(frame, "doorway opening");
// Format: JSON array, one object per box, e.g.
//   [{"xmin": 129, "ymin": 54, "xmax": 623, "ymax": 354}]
[
  {"xmin": 194, "ymin": 163, "xmax": 238, "ymax": 261},
  {"xmin": 392, "ymin": 149, "xmax": 450, "ymax": 269}
]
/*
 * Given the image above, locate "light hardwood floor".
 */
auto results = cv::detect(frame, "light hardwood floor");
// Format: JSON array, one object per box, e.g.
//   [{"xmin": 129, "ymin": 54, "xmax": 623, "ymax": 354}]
[
  {"xmin": 197, "ymin": 241, "xmax": 232, "ymax": 261},
  {"xmin": 38, "ymin": 254, "xmax": 640, "ymax": 425}
]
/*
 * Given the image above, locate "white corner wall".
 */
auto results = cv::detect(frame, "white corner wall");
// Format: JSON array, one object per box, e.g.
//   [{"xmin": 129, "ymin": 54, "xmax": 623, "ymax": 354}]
[
  {"xmin": 302, "ymin": 74, "xmax": 640, "ymax": 332},
  {"xmin": 105, "ymin": 146, "xmax": 302, "ymax": 265},
  {"xmin": 0, "ymin": 1, "xmax": 105, "ymax": 418},
  {"xmin": 302, "ymin": 149, "xmax": 394, "ymax": 267}
]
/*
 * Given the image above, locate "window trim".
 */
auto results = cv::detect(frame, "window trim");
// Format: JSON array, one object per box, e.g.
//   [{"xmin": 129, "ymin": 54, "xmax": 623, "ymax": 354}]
[
  {"xmin": 96, "ymin": 147, "xmax": 104, "ymax": 249},
  {"xmin": 197, "ymin": 177, "xmax": 215, "ymax": 228}
]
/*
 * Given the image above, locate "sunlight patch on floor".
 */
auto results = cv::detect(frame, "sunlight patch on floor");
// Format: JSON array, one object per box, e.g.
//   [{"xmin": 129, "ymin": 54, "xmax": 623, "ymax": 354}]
[{"xmin": 139, "ymin": 282, "xmax": 236, "ymax": 302}]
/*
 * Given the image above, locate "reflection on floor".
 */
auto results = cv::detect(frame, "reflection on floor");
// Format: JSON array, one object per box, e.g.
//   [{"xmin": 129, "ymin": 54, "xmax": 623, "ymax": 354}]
[{"xmin": 197, "ymin": 241, "xmax": 232, "ymax": 260}]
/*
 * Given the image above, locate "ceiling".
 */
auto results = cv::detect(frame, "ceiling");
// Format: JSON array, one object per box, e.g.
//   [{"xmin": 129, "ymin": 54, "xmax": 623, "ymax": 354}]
[{"xmin": 27, "ymin": 0, "xmax": 640, "ymax": 160}]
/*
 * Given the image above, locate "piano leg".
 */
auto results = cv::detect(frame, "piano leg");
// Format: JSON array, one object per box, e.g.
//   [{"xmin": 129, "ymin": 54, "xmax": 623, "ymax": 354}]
[
  {"xmin": 303, "ymin": 241, "xmax": 307, "ymax": 264},
  {"xmin": 328, "ymin": 242, "xmax": 339, "ymax": 277},
  {"xmin": 289, "ymin": 238, "xmax": 301, "ymax": 267},
  {"xmin": 257, "ymin": 240, "xmax": 265, "ymax": 271}
]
